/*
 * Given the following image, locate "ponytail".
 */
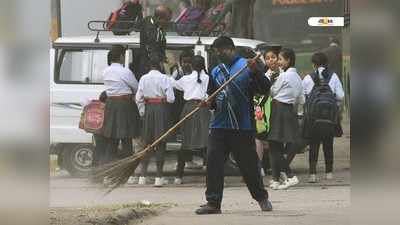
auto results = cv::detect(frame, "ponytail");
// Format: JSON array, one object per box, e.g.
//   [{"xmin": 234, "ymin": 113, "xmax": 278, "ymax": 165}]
[{"xmin": 192, "ymin": 55, "xmax": 206, "ymax": 84}]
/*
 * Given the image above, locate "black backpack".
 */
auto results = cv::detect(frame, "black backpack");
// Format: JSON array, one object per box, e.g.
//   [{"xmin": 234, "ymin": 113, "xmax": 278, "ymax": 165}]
[
  {"xmin": 304, "ymin": 70, "xmax": 338, "ymax": 138},
  {"xmin": 106, "ymin": 1, "xmax": 143, "ymax": 35}
]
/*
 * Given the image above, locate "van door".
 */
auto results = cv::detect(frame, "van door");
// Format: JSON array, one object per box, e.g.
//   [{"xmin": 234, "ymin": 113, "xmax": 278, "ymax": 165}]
[{"xmin": 50, "ymin": 48, "xmax": 108, "ymax": 144}]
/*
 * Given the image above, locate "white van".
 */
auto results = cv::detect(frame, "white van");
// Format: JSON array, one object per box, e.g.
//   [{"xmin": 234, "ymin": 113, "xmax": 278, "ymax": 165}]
[{"xmin": 50, "ymin": 33, "xmax": 279, "ymax": 177}]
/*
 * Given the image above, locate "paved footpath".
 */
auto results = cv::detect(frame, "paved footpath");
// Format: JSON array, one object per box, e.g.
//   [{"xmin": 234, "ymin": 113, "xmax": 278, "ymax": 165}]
[
  {"xmin": 50, "ymin": 175, "xmax": 350, "ymax": 225},
  {"xmin": 50, "ymin": 118, "xmax": 350, "ymax": 225}
]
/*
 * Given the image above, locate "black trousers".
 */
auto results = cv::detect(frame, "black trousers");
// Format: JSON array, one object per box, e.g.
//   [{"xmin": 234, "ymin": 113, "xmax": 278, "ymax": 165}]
[
  {"xmin": 176, "ymin": 149, "xmax": 192, "ymax": 178},
  {"xmin": 269, "ymin": 141, "xmax": 297, "ymax": 181},
  {"xmin": 205, "ymin": 129, "xmax": 268, "ymax": 207},
  {"xmin": 309, "ymin": 136, "xmax": 334, "ymax": 174},
  {"xmin": 93, "ymin": 134, "xmax": 107, "ymax": 167}
]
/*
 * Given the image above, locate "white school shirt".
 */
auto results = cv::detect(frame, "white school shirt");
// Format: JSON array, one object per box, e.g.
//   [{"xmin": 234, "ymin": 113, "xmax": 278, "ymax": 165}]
[
  {"xmin": 269, "ymin": 67, "xmax": 305, "ymax": 105},
  {"xmin": 135, "ymin": 70, "xmax": 175, "ymax": 116},
  {"xmin": 103, "ymin": 63, "xmax": 138, "ymax": 96},
  {"xmin": 171, "ymin": 70, "xmax": 209, "ymax": 101},
  {"xmin": 302, "ymin": 67, "xmax": 345, "ymax": 102}
]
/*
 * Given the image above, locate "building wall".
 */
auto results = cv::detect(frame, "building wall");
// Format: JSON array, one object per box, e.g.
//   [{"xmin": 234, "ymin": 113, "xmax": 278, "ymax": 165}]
[{"xmin": 61, "ymin": 0, "xmax": 120, "ymax": 36}]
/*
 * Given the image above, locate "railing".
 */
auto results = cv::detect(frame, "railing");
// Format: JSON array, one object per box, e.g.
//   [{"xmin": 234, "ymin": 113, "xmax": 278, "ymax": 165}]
[{"xmin": 87, "ymin": 20, "xmax": 226, "ymax": 42}]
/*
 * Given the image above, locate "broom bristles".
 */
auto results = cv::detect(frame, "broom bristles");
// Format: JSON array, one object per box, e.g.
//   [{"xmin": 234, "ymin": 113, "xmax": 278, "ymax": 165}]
[{"xmin": 92, "ymin": 145, "xmax": 153, "ymax": 194}]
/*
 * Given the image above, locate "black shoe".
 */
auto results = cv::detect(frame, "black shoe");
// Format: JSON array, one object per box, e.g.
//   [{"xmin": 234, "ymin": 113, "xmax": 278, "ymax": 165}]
[
  {"xmin": 195, "ymin": 203, "xmax": 221, "ymax": 215},
  {"xmin": 258, "ymin": 199, "xmax": 273, "ymax": 212}
]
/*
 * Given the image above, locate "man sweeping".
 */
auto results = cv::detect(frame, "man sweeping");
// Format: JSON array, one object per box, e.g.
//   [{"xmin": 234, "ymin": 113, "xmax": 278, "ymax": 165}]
[{"xmin": 195, "ymin": 36, "xmax": 273, "ymax": 214}]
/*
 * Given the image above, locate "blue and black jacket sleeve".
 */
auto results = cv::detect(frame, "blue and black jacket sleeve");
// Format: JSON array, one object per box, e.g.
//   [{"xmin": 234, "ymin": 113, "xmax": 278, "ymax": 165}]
[{"xmin": 249, "ymin": 60, "xmax": 271, "ymax": 96}]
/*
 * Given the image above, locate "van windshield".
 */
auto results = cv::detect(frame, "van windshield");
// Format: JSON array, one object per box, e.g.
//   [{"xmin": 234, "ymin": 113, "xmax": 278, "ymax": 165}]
[{"xmin": 55, "ymin": 49, "xmax": 109, "ymax": 84}]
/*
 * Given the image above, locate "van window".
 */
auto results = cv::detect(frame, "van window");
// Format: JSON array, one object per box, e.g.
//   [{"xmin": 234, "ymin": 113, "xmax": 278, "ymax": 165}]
[{"xmin": 55, "ymin": 49, "xmax": 109, "ymax": 84}]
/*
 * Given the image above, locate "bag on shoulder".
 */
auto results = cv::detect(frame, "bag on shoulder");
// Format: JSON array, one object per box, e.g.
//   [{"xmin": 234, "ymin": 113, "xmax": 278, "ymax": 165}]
[
  {"xmin": 79, "ymin": 100, "xmax": 105, "ymax": 134},
  {"xmin": 303, "ymin": 70, "xmax": 338, "ymax": 138},
  {"xmin": 106, "ymin": 0, "xmax": 143, "ymax": 35},
  {"xmin": 199, "ymin": 2, "xmax": 231, "ymax": 34},
  {"xmin": 255, "ymin": 96, "xmax": 271, "ymax": 134},
  {"xmin": 176, "ymin": 7, "xmax": 205, "ymax": 35}
]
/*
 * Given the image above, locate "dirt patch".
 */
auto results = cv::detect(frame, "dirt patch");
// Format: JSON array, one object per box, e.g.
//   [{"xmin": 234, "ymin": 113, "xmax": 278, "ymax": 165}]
[{"xmin": 49, "ymin": 202, "xmax": 174, "ymax": 225}]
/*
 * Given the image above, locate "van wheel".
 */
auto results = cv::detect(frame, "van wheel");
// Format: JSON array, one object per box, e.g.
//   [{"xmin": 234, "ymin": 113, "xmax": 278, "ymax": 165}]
[{"xmin": 62, "ymin": 144, "xmax": 94, "ymax": 177}]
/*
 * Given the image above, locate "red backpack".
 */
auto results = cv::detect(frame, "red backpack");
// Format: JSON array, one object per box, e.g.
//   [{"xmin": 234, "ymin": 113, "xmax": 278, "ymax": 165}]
[
  {"xmin": 79, "ymin": 100, "xmax": 105, "ymax": 134},
  {"xmin": 106, "ymin": 1, "xmax": 143, "ymax": 35},
  {"xmin": 175, "ymin": 7, "xmax": 205, "ymax": 35},
  {"xmin": 199, "ymin": 3, "xmax": 231, "ymax": 34}
]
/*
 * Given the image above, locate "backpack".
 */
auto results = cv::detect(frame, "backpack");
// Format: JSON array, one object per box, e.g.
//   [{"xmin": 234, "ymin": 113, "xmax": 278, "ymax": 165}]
[
  {"xmin": 79, "ymin": 100, "xmax": 105, "ymax": 134},
  {"xmin": 176, "ymin": 7, "xmax": 205, "ymax": 35},
  {"xmin": 254, "ymin": 96, "xmax": 272, "ymax": 134},
  {"xmin": 198, "ymin": 2, "xmax": 232, "ymax": 35},
  {"xmin": 303, "ymin": 71, "xmax": 338, "ymax": 138},
  {"xmin": 106, "ymin": 1, "xmax": 143, "ymax": 35}
]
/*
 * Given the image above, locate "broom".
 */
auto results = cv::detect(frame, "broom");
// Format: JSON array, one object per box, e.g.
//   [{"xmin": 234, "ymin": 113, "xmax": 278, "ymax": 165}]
[{"xmin": 93, "ymin": 54, "xmax": 262, "ymax": 194}]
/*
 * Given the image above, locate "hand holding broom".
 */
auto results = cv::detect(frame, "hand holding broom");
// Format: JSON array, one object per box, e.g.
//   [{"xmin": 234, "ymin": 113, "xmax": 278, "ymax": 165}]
[{"xmin": 93, "ymin": 54, "xmax": 262, "ymax": 194}]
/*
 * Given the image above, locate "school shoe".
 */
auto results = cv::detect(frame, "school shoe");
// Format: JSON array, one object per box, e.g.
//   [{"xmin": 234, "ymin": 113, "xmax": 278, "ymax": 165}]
[
  {"xmin": 195, "ymin": 203, "xmax": 221, "ymax": 215},
  {"xmin": 174, "ymin": 178, "xmax": 182, "ymax": 185},
  {"xmin": 127, "ymin": 176, "xmax": 138, "ymax": 184},
  {"xmin": 138, "ymin": 176, "xmax": 147, "ymax": 185},
  {"xmin": 270, "ymin": 181, "xmax": 281, "ymax": 190},
  {"xmin": 286, "ymin": 176, "xmax": 299, "ymax": 187},
  {"xmin": 326, "ymin": 173, "xmax": 333, "ymax": 180},
  {"xmin": 277, "ymin": 180, "xmax": 290, "ymax": 190},
  {"xmin": 154, "ymin": 177, "xmax": 166, "ymax": 187},
  {"xmin": 309, "ymin": 174, "xmax": 317, "ymax": 183},
  {"xmin": 258, "ymin": 198, "xmax": 273, "ymax": 212}
]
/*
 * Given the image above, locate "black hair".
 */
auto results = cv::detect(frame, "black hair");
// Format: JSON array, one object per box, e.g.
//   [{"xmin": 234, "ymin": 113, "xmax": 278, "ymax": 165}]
[
  {"xmin": 107, "ymin": 51, "xmax": 112, "ymax": 66},
  {"xmin": 149, "ymin": 54, "xmax": 161, "ymax": 70},
  {"xmin": 211, "ymin": 36, "xmax": 235, "ymax": 50},
  {"xmin": 311, "ymin": 52, "xmax": 330, "ymax": 81},
  {"xmin": 311, "ymin": 52, "xmax": 328, "ymax": 67},
  {"xmin": 179, "ymin": 49, "xmax": 194, "ymax": 64},
  {"xmin": 263, "ymin": 48, "xmax": 280, "ymax": 71},
  {"xmin": 192, "ymin": 55, "xmax": 206, "ymax": 83},
  {"xmin": 109, "ymin": 45, "xmax": 126, "ymax": 63},
  {"xmin": 279, "ymin": 48, "xmax": 296, "ymax": 70},
  {"xmin": 263, "ymin": 48, "xmax": 280, "ymax": 60}
]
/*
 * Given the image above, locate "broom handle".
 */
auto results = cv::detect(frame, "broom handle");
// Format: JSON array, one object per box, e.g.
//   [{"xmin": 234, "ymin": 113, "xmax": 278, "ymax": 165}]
[{"xmin": 141, "ymin": 54, "xmax": 261, "ymax": 153}]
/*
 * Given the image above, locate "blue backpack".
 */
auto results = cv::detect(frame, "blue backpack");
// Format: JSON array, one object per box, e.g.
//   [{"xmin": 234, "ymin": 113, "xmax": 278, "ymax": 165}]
[{"xmin": 304, "ymin": 71, "xmax": 338, "ymax": 138}]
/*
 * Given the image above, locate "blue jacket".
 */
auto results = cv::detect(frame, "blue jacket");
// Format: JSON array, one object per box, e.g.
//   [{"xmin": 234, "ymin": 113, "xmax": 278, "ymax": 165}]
[{"xmin": 209, "ymin": 55, "xmax": 271, "ymax": 130}]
